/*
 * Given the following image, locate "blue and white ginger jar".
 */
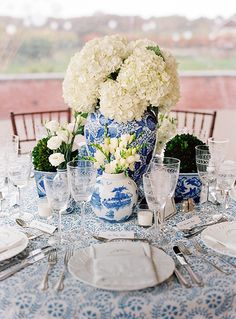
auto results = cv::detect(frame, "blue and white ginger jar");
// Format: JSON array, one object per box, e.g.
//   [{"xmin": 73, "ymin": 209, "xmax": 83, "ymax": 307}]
[
  {"xmin": 91, "ymin": 172, "xmax": 138, "ymax": 222},
  {"xmin": 175, "ymin": 173, "xmax": 202, "ymax": 203},
  {"xmin": 84, "ymin": 110, "xmax": 157, "ymax": 186}
]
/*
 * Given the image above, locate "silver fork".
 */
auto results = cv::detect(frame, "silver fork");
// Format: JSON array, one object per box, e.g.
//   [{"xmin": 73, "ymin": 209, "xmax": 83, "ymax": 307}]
[
  {"xmin": 39, "ymin": 249, "xmax": 57, "ymax": 291},
  {"xmin": 54, "ymin": 247, "xmax": 74, "ymax": 292},
  {"xmin": 192, "ymin": 240, "xmax": 236, "ymax": 271},
  {"xmin": 178, "ymin": 242, "xmax": 229, "ymax": 274}
]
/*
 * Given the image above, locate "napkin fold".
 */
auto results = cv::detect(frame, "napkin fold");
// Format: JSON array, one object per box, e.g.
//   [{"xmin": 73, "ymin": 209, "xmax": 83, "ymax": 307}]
[
  {"xmin": 204, "ymin": 235, "xmax": 236, "ymax": 252},
  {"xmin": 0, "ymin": 230, "xmax": 23, "ymax": 254},
  {"xmin": 91, "ymin": 242, "xmax": 158, "ymax": 288}
]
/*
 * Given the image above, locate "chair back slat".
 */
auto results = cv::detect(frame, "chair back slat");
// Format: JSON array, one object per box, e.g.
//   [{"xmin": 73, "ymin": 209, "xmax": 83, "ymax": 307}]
[
  {"xmin": 171, "ymin": 110, "xmax": 217, "ymax": 141},
  {"xmin": 10, "ymin": 108, "xmax": 71, "ymax": 153}
]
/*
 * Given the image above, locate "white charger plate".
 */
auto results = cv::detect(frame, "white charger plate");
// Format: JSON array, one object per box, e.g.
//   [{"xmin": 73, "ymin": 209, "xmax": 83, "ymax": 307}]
[
  {"xmin": 230, "ymin": 186, "xmax": 236, "ymax": 201},
  {"xmin": 0, "ymin": 227, "xmax": 28, "ymax": 262},
  {"xmin": 68, "ymin": 243, "xmax": 175, "ymax": 291},
  {"xmin": 201, "ymin": 221, "xmax": 236, "ymax": 257}
]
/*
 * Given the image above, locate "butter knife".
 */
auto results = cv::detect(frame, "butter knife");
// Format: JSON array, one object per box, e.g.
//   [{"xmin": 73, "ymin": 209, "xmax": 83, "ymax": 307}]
[
  {"xmin": 173, "ymin": 245, "xmax": 204, "ymax": 286},
  {"xmin": 0, "ymin": 246, "xmax": 52, "ymax": 278},
  {"xmin": 93, "ymin": 235, "xmax": 149, "ymax": 243}
]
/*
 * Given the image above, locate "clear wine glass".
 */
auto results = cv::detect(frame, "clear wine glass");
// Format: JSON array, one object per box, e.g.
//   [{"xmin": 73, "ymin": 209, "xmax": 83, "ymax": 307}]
[
  {"xmin": 8, "ymin": 154, "xmax": 32, "ymax": 221},
  {"xmin": 217, "ymin": 160, "xmax": 236, "ymax": 215},
  {"xmin": 67, "ymin": 160, "xmax": 97, "ymax": 238},
  {"xmin": 208, "ymin": 137, "xmax": 229, "ymax": 170},
  {"xmin": 143, "ymin": 157, "xmax": 180, "ymax": 243},
  {"xmin": 44, "ymin": 171, "xmax": 70, "ymax": 245},
  {"xmin": 195, "ymin": 145, "xmax": 217, "ymax": 206}
]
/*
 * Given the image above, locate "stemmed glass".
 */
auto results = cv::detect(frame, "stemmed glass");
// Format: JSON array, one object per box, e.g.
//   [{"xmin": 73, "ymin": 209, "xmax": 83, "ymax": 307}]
[
  {"xmin": 208, "ymin": 138, "xmax": 229, "ymax": 170},
  {"xmin": 8, "ymin": 153, "xmax": 32, "ymax": 221},
  {"xmin": 217, "ymin": 160, "xmax": 236, "ymax": 215},
  {"xmin": 195, "ymin": 145, "xmax": 217, "ymax": 206},
  {"xmin": 143, "ymin": 157, "xmax": 180, "ymax": 243},
  {"xmin": 44, "ymin": 170, "xmax": 70, "ymax": 245},
  {"xmin": 67, "ymin": 160, "xmax": 97, "ymax": 238}
]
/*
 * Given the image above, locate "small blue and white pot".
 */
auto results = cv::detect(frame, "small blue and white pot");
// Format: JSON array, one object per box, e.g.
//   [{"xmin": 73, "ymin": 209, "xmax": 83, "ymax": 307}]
[
  {"xmin": 34, "ymin": 170, "xmax": 56, "ymax": 198},
  {"xmin": 175, "ymin": 173, "xmax": 202, "ymax": 203},
  {"xmin": 84, "ymin": 110, "xmax": 158, "ymax": 187},
  {"xmin": 90, "ymin": 172, "xmax": 138, "ymax": 222}
]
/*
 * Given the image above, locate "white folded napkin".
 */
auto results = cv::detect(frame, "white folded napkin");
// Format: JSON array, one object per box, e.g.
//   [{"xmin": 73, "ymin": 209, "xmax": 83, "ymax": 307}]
[
  {"xmin": 91, "ymin": 242, "xmax": 158, "ymax": 289},
  {"xmin": 204, "ymin": 235, "xmax": 236, "ymax": 252},
  {"xmin": 0, "ymin": 230, "xmax": 23, "ymax": 254}
]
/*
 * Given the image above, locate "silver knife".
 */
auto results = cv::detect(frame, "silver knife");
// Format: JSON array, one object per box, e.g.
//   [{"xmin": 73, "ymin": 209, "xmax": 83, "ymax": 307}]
[
  {"xmin": 173, "ymin": 245, "xmax": 204, "ymax": 287},
  {"xmin": 0, "ymin": 245, "xmax": 51, "ymax": 273},
  {"xmin": 0, "ymin": 247, "xmax": 52, "ymax": 280}
]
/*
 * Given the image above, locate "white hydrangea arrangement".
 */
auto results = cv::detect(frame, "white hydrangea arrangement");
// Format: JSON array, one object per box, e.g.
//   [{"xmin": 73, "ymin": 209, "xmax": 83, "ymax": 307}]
[
  {"xmin": 63, "ymin": 35, "xmax": 180, "ymax": 123},
  {"xmin": 89, "ymin": 134, "xmax": 141, "ymax": 174},
  {"xmin": 45, "ymin": 112, "xmax": 86, "ymax": 168},
  {"xmin": 156, "ymin": 114, "xmax": 177, "ymax": 155}
]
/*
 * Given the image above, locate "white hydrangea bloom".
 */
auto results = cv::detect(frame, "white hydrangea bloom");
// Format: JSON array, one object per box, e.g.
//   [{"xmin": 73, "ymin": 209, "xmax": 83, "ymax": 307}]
[{"xmin": 63, "ymin": 35, "xmax": 180, "ymax": 122}]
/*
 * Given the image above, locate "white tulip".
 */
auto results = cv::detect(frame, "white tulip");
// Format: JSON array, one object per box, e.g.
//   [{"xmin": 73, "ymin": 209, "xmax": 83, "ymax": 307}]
[
  {"xmin": 49, "ymin": 153, "xmax": 65, "ymax": 167},
  {"xmin": 67, "ymin": 122, "xmax": 78, "ymax": 133},
  {"xmin": 126, "ymin": 155, "xmax": 136, "ymax": 164},
  {"xmin": 57, "ymin": 129, "xmax": 72, "ymax": 144},
  {"xmin": 72, "ymin": 134, "xmax": 86, "ymax": 151},
  {"xmin": 104, "ymin": 160, "xmax": 117, "ymax": 174},
  {"xmin": 94, "ymin": 150, "xmax": 106, "ymax": 165},
  {"xmin": 110, "ymin": 138, "xmax": 119, "ymax": 149},
  {"xmin": 47, "ymin": 136, "xmax": 62, "ymax": 150},
  {"xmin": 45, "ymin": 120, "xmax": 59, "ymax": 133}
]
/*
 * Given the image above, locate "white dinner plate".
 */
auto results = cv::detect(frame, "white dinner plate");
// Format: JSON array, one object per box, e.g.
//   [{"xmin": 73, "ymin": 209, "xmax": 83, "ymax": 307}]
[
  {"xmin": 0, "ymin": 227, "xmax": 28, "ymax": 262},
  {"xmin": 201, "ymin": 221, "xmax": 236, "ymax": 257},
  {"xmin": 230, "ymin": 186, "xmax": 236, "ymax": 201},
  {"xmin": 68, "ymin": 242, "xmax": 175, "ymax": 291}
]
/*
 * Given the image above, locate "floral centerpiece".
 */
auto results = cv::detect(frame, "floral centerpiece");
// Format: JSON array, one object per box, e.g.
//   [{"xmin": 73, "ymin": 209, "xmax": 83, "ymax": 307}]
[
  {"xmin": 32, "ymin": 112, "xmax": 86, "ymax": 197},
  {"xmin": 63, "ymin": 34, "xmax": 180, "ymax": 185},
  {"xmin": 88, "ymin": 133, "xmax": 140, "ymax": 222}
]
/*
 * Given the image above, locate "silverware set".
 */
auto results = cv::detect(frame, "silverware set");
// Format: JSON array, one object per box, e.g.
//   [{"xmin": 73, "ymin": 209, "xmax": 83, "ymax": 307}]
[
  {"xmin": 182, "ymin": 216, "xmax": 227, "ymax": 238},
  {"xmin": 39, "ymin": 247, "xmax": 74, "ymax": 291}
]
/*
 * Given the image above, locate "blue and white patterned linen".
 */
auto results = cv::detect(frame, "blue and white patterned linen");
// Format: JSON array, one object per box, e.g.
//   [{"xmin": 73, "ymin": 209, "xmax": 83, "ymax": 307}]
[{"xmin": 0, "ymin": 183, "xmax": 235, "ymax": 319}]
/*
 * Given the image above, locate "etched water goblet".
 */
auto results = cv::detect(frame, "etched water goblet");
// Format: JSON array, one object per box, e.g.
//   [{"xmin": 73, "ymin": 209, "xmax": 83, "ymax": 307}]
[
  {"xmin": 67, "ymin": 160, "xmax": 97, "ymax": 239},
  {"xmin": 8, "ymin": 153, "xmax": 32, "ymax": 221},
  {"xmin": 44, "ymin": 170, "xmax": 70, "ymax": 245},
  {"xmin": 195, "ymin": 145, "xmax": 217, "ymax": 208},
  {"xmin": 217, "ymin": 160, "xmax": 236, "ymax": 216}
]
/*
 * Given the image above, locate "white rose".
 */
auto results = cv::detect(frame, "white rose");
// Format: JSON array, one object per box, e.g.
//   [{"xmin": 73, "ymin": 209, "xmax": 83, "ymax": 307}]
[
  {"xmin": 49, "ymin": 153, "xmax": 65, "ymax": 167},
  {"xmin": 72, "ymin": 134, "xmax": 86, "ymax": 151},
  {"xmin": 67, "ymin": 122, "xmax": 78, "ymax": 133},
  {"xmin": 47, "ymin": 136, "xmax": 62, "ymax": 150},
  {"xmin": 45, "ymin": 120, "xmax": 59, "ymax": 133},
  {"xmin": 57, "ymin": 129, "xmax": 72, "ymax": 144},
  {"xmin": 94, "ymin": 150, "xmax": 106, "ymax": 165}
]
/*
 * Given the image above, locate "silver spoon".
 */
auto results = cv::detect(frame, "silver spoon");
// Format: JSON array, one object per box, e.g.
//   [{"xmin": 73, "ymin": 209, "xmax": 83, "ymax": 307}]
[{"xmin": 15, "ymin": 218, "xmax": 47, "ymax": 234}]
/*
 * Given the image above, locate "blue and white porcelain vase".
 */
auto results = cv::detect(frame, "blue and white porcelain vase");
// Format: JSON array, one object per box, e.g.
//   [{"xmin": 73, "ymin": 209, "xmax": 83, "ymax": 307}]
[
  {"xmin": 175, "ymin": 173, "xmax": 202, "ymax": 203},
  {"xmin": 34, "ymin": 170, "xmax": 56, "ymax": 198},
  {"xmin": 90, "ymin": 172, "xmax": 138, "ymax": 222},
  {"xmin": 84, "ymin": 110, "xmax": 158, "ymax": 186}
]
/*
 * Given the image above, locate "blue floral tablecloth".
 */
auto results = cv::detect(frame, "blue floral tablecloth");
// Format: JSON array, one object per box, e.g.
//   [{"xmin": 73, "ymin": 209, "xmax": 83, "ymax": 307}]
[{"xmin": 0, "ymin": 183, "xmax": 236, "ymax": 319}]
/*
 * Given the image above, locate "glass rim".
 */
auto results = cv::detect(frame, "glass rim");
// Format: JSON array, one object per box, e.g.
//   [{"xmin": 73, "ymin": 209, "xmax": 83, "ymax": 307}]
[
  {"xmin": 152, "ymin": 156, "xmax": 180, "ymax": 164},
  {"xmin": 208, "ymin": 137, "xmax": 229, "ymax": 144},
  {"xmin": 195, "ymin": 145, "xmax": 209, "ymax": 150},
  {"xmin": 67, "ymin": 159, "xmax": 95, "ymax": 168}
]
